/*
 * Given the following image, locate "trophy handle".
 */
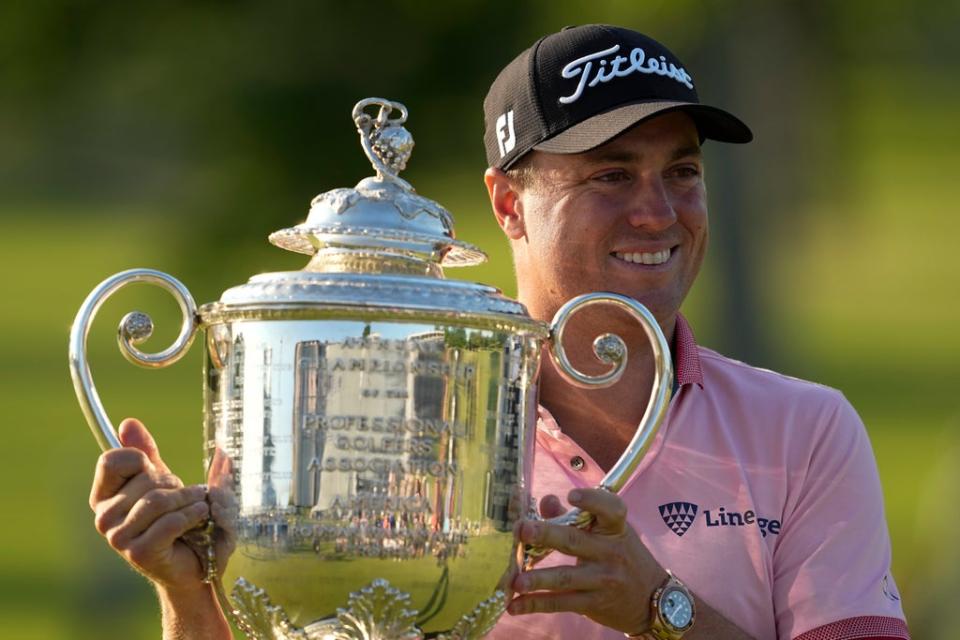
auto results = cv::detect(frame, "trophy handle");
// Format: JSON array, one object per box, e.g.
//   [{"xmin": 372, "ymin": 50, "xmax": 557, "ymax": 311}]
[
  {"xmin": 69, "ymin": 269, "xmax": 200, "ymax": 451},
  {"xmin": 526, "ymin": 292, "xmax": 673, "ymax": 565}
]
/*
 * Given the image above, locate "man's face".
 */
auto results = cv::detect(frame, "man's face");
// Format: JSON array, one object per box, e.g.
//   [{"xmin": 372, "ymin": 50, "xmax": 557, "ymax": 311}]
[{"xmin": 507, "ymin": 112, "xmax": 707, "ymax": 326}]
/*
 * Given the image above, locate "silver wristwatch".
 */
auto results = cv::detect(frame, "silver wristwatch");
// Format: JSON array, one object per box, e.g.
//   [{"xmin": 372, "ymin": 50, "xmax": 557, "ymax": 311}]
[{"xmin": 642, "ymin": 571, "xmax": 696, "ymax": 639}]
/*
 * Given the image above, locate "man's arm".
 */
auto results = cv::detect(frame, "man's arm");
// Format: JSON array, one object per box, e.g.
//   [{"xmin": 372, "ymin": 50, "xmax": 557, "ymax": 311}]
[
  {"xmin": 158, "ymin": 583, "xmax": 233, "ymax": 640},
  {"xmin": 768, "ymin": 393, "xmax": 909, "ymax": 639},
  {"xmin": 89, "ymin": 418, "xmax": 233, "ymax": 640},
  {"xmin": 510, "ymin": 488, "xmax": 754, "ymax": 639}
]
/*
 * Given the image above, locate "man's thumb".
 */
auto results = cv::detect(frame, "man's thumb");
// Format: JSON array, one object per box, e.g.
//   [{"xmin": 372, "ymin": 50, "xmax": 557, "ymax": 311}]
[
  {"xmin": 118, "ymin": 418, "xmax": 169, "ymax": 472},
  {"xmin": 539, "ymin": 494, "xmax": 568, "ymax": 519}
]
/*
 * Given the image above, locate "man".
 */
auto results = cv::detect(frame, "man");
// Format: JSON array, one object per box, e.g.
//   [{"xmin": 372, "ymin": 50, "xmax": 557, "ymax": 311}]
[
  {"xmin": 89, "ymin": 24, "xmax": 909, "ymax": 640},
  {"xmin": 479, "ymin": 25, "xmax": 908, "ymax": 640}
]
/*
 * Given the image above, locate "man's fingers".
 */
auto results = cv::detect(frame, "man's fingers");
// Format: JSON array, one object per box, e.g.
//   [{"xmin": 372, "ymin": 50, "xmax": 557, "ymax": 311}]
[
  {"xmin": 89, "ymin": 448, "xmax": 151, "ymax": 508},
  {"xmin": 513, "ymin": 564, "xmax": 612, "ymax": 594},
  {"xmin": 568, "ymin": 488, "xmax": 627, "ymax": 534},
  {"xmin": 132, "ymin": 501, "xmax": 210, "ymax": 557},
  {"xmin": 118, "ymin": 418, "xmax": 171, "ymax": 475},
  {"xmin": 106, "ymin": 485, "xmax": 207, "ymax": 549},
  {"xmin": 518, "ymin": 520, "xmax": 606, "ymax": 560},
  {"xmin": 507, "ymin": 590, "xmax": 596, "ymax": 616},
  {"xmin": 93, "ymin": 472, "xmax": 181, "ymax": 534},
  {"xmin": 207, "ymin": 446, "xmax": 234, "ymax": 490},
  {"xmin": 122, "ymin": 502, "xmax": 210, "ymax": 574},
  {"xmin": 211, "ymin": 500, "xmax": 238, "ymax": 537}
]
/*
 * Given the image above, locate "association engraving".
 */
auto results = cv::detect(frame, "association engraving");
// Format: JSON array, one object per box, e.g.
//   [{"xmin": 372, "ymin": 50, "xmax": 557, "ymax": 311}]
[{"xmin": 290, "ymin": 331, "xmax": 462, "ymax": 513}]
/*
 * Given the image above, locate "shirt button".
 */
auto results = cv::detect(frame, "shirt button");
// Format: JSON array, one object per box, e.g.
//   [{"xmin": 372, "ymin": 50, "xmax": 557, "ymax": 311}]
[{"xmin": 570, "ymin": 456, "xmax": 585, "ymax": 471}]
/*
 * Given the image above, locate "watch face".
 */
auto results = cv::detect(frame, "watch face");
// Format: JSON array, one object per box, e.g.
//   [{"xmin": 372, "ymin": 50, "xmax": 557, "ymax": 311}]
[{"xmin": 661, "ymin": 587, "xmax": 693, "ymax": 629}]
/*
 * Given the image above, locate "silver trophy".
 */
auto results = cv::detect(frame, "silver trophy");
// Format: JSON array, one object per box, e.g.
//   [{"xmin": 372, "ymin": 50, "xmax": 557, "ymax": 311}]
[{"xmin": 70, "ymin": 98, "xmax": 673, "ymax": 639}]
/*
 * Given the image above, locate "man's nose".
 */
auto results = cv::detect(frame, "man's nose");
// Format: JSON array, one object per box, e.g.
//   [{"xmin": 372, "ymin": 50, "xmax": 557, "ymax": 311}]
[{"xmin": 625, "ymin": 178, "xmax": 677, "ymax": 230}]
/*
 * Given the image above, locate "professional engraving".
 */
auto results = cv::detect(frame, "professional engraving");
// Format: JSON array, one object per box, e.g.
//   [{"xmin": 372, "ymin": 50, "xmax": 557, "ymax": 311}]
[
  {"xmin": 299, "ymin": 416, "xmax": 467, "ymax": 437},
  {"xmin": 291, "ymin": 332, "xmax": 459, "ymax": 514}
]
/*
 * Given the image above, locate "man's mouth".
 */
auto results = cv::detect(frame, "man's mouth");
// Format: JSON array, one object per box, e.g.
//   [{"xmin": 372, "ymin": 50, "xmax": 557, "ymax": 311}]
[{"xmin": 612, "ymin": 248, "xmax": 672, "ymax": 265}]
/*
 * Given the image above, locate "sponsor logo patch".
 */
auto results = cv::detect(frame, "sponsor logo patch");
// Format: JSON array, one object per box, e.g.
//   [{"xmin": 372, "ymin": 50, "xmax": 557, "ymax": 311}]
[
  {"xmin": 705, "ymin": 507, "xmax": 781, "ymax": 538},
  {"xmin": 659, "ymin": 502, "xmax": 783, "ymax": 538},
  {"xmin": 658, "ymin": 501, "xmax": 699, "ymax": 537}
]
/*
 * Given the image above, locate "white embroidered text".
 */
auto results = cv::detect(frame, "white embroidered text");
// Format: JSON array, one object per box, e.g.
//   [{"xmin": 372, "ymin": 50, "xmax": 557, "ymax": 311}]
[{"xmin": 558, "ymin": 44, "xmax": 694, "ymax": 104}]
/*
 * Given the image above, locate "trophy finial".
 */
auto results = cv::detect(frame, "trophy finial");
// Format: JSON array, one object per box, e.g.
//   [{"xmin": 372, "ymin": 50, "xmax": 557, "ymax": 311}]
[
  {"xmin": 268, "ymin": 97, "xmax": 487, "ymax": 271},
  {"xmin": 353, "ymin": 98, "xmax": 414, "ymax": 189}
]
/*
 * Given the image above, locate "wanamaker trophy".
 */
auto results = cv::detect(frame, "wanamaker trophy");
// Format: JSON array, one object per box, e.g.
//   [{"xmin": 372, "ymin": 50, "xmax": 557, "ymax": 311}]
[{"xmin": 69, "ymin": 98, "xmax": 673, "ymax": 639}]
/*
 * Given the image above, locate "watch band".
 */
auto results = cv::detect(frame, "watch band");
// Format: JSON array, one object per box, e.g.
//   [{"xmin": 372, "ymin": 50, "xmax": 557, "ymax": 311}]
[
  {"xmin": 625, "ymin": 627, "xmax": 674, "ymax": 640},
  {"xmin": 646, "ymin": 628, "xmax": 675, "ymax": 640}
]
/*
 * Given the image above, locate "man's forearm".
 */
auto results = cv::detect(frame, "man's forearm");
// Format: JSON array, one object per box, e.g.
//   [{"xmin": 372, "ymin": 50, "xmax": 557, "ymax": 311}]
[
  {"xmin": 685, "ymin": 591, "xmax": 755, "ymax": 640},
  {"xmin": 158, "ymin": 583, "xmax": 233, "ymax": 640}
]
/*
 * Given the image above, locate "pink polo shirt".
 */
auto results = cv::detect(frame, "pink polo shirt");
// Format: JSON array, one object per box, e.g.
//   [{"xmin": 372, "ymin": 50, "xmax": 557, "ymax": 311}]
[{"xmin": 488, "ymin": 316, "xmax": 909, "ymax": 640}]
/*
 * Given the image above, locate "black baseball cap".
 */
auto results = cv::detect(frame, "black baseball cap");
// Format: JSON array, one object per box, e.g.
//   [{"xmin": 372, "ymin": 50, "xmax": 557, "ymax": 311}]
[{"xmin": 483, "ymin": 24, "xmax": 752, "ymax": 170}]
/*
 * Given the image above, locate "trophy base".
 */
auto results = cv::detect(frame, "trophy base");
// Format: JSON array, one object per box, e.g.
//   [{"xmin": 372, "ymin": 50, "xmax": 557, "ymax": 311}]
[{"xmin": 229, "ymin": 577, "xmax": 505, "ymax": 640}]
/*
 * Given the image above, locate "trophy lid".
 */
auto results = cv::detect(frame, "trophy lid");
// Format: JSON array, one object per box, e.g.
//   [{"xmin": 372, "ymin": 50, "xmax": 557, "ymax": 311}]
[
  {"xmin": 268, "ymin": 98, "xmax": 486, "ymax": 276},
  {"xmin": 201, "ymin": 98, "xmax": 542, "ymax": 331}
]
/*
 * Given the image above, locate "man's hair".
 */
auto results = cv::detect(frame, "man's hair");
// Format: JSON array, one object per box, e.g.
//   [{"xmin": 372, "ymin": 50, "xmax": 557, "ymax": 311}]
[{"xmin": 503, "ymin": 154, "xmax": 537, "ymax": 190}]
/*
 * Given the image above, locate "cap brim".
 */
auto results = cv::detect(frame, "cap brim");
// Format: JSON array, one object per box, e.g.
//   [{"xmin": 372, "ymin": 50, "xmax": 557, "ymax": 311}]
[{"xmin": 533, "ymin": 101, "xmax": 753, "ymax": 154}]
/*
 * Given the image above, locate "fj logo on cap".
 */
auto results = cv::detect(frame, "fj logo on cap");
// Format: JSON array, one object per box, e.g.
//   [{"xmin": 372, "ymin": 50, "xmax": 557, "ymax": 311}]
[
  {"xmin": 559, "ymin": 44, "xmax": 695, "ymax": 105},
  {"xmin": 495, "ymin": 110, "xmax": 516, "ymax": 158}
]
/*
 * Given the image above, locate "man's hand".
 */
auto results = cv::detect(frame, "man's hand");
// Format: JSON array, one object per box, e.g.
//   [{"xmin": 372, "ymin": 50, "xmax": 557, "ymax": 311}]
[
  {"xmin": 509, "ymin": 488, "xmax": 665, "ymax": 635},
  {"xmin": 89, "ymin": 418, "xmax": 233, "ymax": 639},
  {"xmin": 510, "ymin": 488, "xmax": 755, "ymax": 639},
  {"xmin": 89, "ymin": 418, "xmax": 211, "ymax": 591}
]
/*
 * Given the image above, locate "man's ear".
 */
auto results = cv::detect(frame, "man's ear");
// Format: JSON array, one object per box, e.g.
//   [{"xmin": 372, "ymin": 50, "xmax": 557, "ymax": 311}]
[{"xmin": 484, "ymin": 168, "xmax": 526, "ymax": 241}]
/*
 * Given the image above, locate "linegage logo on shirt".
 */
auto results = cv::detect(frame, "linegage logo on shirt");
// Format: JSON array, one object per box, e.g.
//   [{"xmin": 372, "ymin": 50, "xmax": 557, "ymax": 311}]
[{"xmin": 659, "ymin": 502, "xmax": 782, "ymax": 538}]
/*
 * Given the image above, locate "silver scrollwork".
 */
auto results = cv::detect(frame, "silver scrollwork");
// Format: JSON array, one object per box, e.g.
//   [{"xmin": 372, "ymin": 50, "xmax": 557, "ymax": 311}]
[
  {"xmin": 69, "ymin": 268, "xmax": 199, "ymax": 451},
  {"xmin": 435, "ymin": 591, "xmax": 507, "ymax": 640},
  {"xmin": 353, "ymin": 98, "xmax": 415, "ymax": 190},
  {"xmin": 231, "ymin": 578, "xmax": 309, "ymax": 640},
  {"xmin": 231, "ymin": 577, "xmax": 506, "ymax": 640},
  {"xmin": 525, "ymin": 293, "xmax": 674, "ymax": 565},
  {"xmin": 334, "ymin": 579, "xmax": 421, "ymax": 640}
]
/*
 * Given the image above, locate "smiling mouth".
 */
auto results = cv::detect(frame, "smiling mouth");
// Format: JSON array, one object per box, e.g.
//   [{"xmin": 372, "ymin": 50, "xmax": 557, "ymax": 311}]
[{"xmin": 612, "ymin": 248, "xmax": 673, "ymax": 265}]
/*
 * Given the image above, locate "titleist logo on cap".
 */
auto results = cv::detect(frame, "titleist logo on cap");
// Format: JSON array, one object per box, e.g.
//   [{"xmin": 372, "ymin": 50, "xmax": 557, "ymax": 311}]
[{"xmin": 559, "ymin": 44, "xmax": 695, "ymax": 105}]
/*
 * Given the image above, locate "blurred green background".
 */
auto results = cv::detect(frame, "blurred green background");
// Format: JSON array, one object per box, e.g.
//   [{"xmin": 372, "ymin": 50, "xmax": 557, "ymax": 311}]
[{"xmin": 1, "ymin": 1, "xmax": 957, "ymax": 638}]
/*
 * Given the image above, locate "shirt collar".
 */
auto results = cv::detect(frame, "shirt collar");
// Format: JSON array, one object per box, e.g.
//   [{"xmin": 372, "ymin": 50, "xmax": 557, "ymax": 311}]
[{"xmin": 674, "ymin": 313, "xmax": 703, "ymax": 388}]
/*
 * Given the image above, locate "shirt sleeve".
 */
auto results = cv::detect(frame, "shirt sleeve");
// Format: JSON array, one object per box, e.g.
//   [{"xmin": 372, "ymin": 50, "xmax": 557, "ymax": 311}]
[{"xmin": 773, "ymin": 391, "xmax": 909, "ymax": 640}]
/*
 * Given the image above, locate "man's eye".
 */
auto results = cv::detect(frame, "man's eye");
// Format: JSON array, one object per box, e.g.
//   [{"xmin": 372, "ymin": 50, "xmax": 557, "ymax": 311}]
[
  {"xmin": 670, "ymin": 165, "xmax": 701, "ymax": 178},
  {"xmin": 592, "ymin": 170, "xmax": 629, "ymax": 182}
]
